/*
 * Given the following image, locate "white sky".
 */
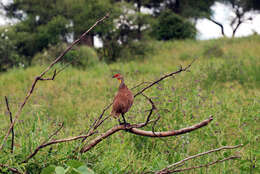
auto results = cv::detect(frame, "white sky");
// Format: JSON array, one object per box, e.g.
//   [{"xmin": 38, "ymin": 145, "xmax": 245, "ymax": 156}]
[{"xmin": 1, "ymin": 1, "xmax": 260, "ymax": 40}]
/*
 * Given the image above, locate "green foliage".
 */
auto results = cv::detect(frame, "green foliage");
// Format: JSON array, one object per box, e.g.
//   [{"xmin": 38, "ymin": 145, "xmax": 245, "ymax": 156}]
[
  {"xmin": 203, "ymin": 44, "xmax": 224, "ymax": 58},
  {"xmin": 1, "ymin": 36, "xmax": 260, "ymax": 173},
  {"xmin": 41, "ymin": 160, "xmax": 95, "ymax": 174},
  {"xmin": 0, "ymin": 34, "xmax": 24, "ymax": 71},
  {"xmin": 151, "ymin": 10, "xmax": 196, "ymax": 40},
  {"xmin": 101, "ymin": 38, "xmax": 154, "ymax": 62},
  {"xmin": 32, "ymin": 44, "xmax": 99, "ymax": 68},
  {"xmin": 2, "ymin": 0, "xmax": 118, "ymax": 64}
]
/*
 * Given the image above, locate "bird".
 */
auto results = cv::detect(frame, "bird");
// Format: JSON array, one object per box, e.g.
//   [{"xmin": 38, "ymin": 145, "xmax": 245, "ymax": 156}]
[{"xmin": 111, "ymin": 73, "xmax": 134, "ymax": 125}]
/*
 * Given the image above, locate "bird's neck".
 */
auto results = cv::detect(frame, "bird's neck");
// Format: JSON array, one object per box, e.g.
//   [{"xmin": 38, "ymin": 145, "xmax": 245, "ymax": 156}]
[{"xmin": 119, "ymin": 78, "xmax": 126, "ymax": 89}]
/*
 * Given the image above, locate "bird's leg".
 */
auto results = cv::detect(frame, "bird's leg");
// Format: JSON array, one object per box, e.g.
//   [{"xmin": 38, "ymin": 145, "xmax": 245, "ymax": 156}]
[
  {"xmin": 118, "ymin": 118, "xmax": 123, "ymax": 125},
  {"xmin": 121, "ymin": 113, "xmax": 129, "ymax": 126}
]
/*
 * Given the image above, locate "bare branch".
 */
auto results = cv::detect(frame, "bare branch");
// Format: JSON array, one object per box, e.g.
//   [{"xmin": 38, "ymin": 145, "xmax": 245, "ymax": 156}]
[
  {"xmin": 22, "ymin": 123, "xmax": 64, "ymax": 163},
  {"xmin": 134, "ymin": 59, "xmax": 196, "ymax": 97},
  {"xmin": 129, "ymin": 115, "xmax": 213, "ymax": 137},
  {"xmin": 141, "ymin": 93, "xmax": 157, "ymax": 125},
  {"xmin": 207, "ymin": 17, "xmax": 226, "ymax": 37},
  {"xmin": 0, "ymin": 13, "xmax": 110, "ymax": 151},
  {"xmin": 39, "ymin": 69, "xmax": 57, "ymax": 81},
  {"xmin": 4, "ymin": 96, "xmax": 14, "ymax": 153},
  {"xmin": 169, "ymin": 156, "xmax": 240, "ymax": 173},
  {"xmin": 22, "ymin": 130, "xmax": 96, "ymax": 163},
  {"xmin": 130, "ymin": 81, "xmax": 151, "ymax": 90},
  {"xmin": 0, "ymin": 164, "xmax": 22, "ymax": 174},
  {"xmin": 80, "ymin": 116, "xmax": 213, "ymax": 153},
  {"xmin": 156, "ymin": 144, "xmax": 243, "ymax": 174}
]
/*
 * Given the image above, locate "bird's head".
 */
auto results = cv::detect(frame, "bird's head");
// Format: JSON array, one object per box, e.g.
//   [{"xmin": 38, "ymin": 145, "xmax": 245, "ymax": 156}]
[{"xmin": 112, "ymin": 73, "xmax": 123, "ymax": 83}]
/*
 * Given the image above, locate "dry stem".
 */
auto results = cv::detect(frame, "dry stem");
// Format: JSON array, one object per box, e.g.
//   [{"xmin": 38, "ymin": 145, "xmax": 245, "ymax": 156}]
[{"xmin": 156, "ymin": 144, "xmax": 243, "ymax": 174}]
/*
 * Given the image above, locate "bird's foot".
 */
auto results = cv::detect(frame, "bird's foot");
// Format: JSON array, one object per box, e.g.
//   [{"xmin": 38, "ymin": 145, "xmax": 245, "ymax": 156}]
[{"xmin": 119, "ymin": 122, "xmax": 130, "ymax": 126}]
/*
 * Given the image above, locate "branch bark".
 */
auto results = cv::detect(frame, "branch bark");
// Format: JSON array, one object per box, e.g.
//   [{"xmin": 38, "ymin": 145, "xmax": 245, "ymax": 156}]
[
  {"xmin": 80, "ymin": 116, "xmax": 213, "ymax": 153},
  {"xmin": 4, "ymin": 96, "xmax": 14, "ymax": 153},
  {"xmin": 0, "ymin": 13, "xmax": 110, "ymax": 151},
  {"xmin": 130, "ymin": 116, "xmax": 213, "ymax": 137}
]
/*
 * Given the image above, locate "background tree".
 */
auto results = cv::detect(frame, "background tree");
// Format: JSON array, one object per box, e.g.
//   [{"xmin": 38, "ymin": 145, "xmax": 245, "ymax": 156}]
[
  {"xmin": 210, "ymin": 0, "xmax": 260, "ymax": 37},
  {"xmin": 1, "ymin": 0, "xmax": 118, "ymax": 65},
  {"xmin": 151, "ymin": 10, "xmax": 196, "ymax": 40}
]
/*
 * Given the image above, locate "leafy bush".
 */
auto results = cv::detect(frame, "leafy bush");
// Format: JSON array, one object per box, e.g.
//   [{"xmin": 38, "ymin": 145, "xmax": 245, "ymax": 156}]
[
  {"xmin": 151, "ymin": 10, "xmax": 196, "ymax": 40},
  {"xmin": 100, "ymin": 38, "xmax": 154, "ymax": 62},
  {"xmin": 32, "ymin": 44, "xmax": 99, "ymax": 68},
  {"xmin": 0, "ymin": 33, "xmax": 25, "ymax": 71}
]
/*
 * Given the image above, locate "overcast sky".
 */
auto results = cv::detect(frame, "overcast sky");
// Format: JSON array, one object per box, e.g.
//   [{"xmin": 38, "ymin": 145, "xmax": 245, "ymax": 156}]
[{"xmin": 1, "ymin": 1, "xmax": 260, "ymax": 40}]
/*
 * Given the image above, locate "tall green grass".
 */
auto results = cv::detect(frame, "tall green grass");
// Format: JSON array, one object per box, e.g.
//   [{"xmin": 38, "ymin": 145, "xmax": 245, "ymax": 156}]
[{"xmin": 0, "ymin": 35, "xmax": 259, "ymax": 173}]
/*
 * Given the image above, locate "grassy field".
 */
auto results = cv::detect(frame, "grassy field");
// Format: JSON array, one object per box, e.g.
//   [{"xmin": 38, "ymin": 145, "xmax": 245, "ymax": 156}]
[{"xmin": 0, "ymin": 35, "xmax": 259, "ymax": 173}]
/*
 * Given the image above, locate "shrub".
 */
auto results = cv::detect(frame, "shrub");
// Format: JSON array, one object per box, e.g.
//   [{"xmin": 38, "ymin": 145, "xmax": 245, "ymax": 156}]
[
  {"xmin": 151, "ymin": 10, "xmax": 196, "ymax": 40},
  {"xmin": 100, "ymin": 38, "xmax": 154, "ymax": 62},
  {"xmin": 0, "ymin": 33, "xmax": 25, "ymax": 71}
]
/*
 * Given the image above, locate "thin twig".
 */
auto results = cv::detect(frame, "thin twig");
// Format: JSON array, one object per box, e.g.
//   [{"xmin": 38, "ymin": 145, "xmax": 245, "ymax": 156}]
[
  {"xmin": 134, "ymin": 59, "xmax": 196, "ymax": 97},
  {"xmin": 156, "ymin": 144, "xmax": 243, "ymax": 174},
  {"xmin": 22, "ymin": 123, "xmax": 64, "ymax": 163},
  {"xmin": 170, "ymin": 156, "xmax": 240, "ymax": 173},
  {"xmin": 0, "ymin": 13, "xmax": 110, "ymax": 151},
  {"xmin": 22, "ymin": 130, "xmax": 96, "ymax": 163},
  {"xmin": 130, "ymin": 81, "xmax": 151, "ymax": 90},
  {"xmin": 0, "ymin": 164, "xmax": 22, "ymax": 174},
  {"xmin": 39, "ymin": 69, "xmax": 57, "ymax": 81},
  {"xmin": 4, "ymin": 96, "xmax": 14, "ymax": 153},
  {"xmin": 141, "ymin": 93, "xmax": 156, "ymax": 125}
]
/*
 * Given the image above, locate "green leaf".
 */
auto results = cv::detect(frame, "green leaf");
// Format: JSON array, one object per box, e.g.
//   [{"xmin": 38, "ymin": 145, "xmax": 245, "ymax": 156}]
[
  {"xmin": 55, "ymin": 166, "xmax": 66, "ymax": 174},
  {"xmin": 66, "ymin": 159, "xmax": 84, "ymax": 168},
  {"xmin": 78, "ymin": 166, "xmax": 95, "ymax": 174},
  {"xmin": 41, "ymin": 165, "xmax": 55, "ymax": 174}
]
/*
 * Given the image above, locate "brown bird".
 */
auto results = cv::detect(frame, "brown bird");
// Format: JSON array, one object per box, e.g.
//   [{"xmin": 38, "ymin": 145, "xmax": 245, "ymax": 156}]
[{"xmin": 111, "ymin": 73, "xmax": 134, "ymax": 125}]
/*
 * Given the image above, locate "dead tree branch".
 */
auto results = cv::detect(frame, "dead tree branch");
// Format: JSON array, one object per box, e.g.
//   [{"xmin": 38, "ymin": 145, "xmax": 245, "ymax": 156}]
[
  {"xmin": 22, "ymin": 128, "xmax": 96, "ymax": 163},
  {"xmin": 156, "ymin": 144, "xmax": 243, "ymax": 174},
  {"xmin": 170, "ymin": 156, "xmax": 240, "ymax": 173},
  {"xmin": 207, "ymin": 17, "xmax": 226, "ymax": 37},
  {"xmin": 0, "ymin": 13, "xmax": 110, "ymax": 151},
  {"xmin": 80, "ymin": 116, "xmax": 213, "ymax": 153},
  {"xmin": 134, "ymin": 59, "xmax": 196, "ymax": 97},
  {"xmin": 38, "ymin": 69, "xmax": 57, "ymax": 81},
  {"xmin": 130, "ymin": 116, "xmax": 213, "ymax": 137},
  {"xmin": 0, "ymin": 164, "xmax": 22, "ymax": 174},
  {"xmin": 4, "ymin": 96, "xmax": 14, "ymax": 153}
]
